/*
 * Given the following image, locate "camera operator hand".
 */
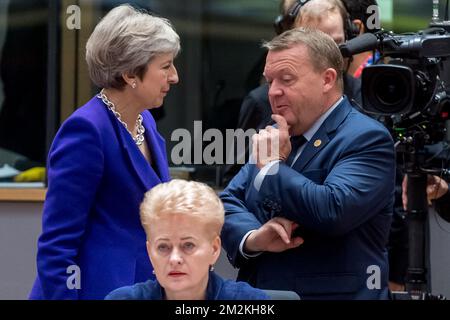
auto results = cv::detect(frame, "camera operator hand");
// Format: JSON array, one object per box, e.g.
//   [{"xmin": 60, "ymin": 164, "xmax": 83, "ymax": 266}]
[{"xmin": 402, "ymin": 175, "xmax": 449, "ymax": 210}]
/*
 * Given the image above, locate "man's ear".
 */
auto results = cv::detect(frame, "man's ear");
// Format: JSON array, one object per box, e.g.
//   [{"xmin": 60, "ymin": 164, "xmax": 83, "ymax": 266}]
[
  {"xmin": 353, "ymin": 19, "xmax": 364, "ymax": 35},
  {"xmin": 322, "ymin": 68, "xmax": 338, "ymax": 93}
]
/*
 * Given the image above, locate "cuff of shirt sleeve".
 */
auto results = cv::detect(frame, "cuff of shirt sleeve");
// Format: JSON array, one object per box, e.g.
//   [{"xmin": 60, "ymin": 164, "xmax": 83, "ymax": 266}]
[
  {"xmin": 239, "ymin": 230, "xmax": 263, "ymax": 259},
  {"xmin": 253, "ymin": 160, "xmax": 281, "ymax": 191}
]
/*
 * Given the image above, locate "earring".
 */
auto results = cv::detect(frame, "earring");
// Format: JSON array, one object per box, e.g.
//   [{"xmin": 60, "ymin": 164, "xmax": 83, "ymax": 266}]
[
  {"xmin": 131, "ymin": 82, "xmax": 137, "ymax": 89},
  {"xmin": 152, "ymin": 270, "xmax": 155, "ymax": 275},
  {"xmin": 209, "ymin": 265, "xmax": 215, "ymax": 272}
]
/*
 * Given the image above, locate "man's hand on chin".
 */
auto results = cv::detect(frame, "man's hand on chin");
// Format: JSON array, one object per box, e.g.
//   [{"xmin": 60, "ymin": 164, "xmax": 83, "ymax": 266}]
[{"xmin": 252, "ymin": 114, "xmax": 292, "ymax": 169}]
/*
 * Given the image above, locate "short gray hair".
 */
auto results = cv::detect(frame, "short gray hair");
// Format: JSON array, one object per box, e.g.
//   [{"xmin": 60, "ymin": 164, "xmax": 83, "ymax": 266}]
[
  {"xmin": 86, "ymin": 4, "xmax": 180, "ymax": 89},
  {"xmin": 263, "ymin": 27, "xmax": 344, "ymax": 91}
]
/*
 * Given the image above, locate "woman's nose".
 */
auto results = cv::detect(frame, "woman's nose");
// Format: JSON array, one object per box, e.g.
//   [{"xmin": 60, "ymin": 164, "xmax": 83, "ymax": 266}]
[
  {"xmin": 169, "ymin": 247, "xmax": 183, "ymax": 265},
  {"xmin": 169, "ymin": 65, "xmax": 179, "ymax": 84}
]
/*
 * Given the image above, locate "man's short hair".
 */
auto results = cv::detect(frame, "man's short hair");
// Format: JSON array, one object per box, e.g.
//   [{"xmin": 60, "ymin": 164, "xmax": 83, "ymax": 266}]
[
  {"xmin": 280, "ymin": 0, "xmax": 298, "ymax": 15},
  {"xmin": 263, "ymin": 27, "xmax": 344, "ymax": 91},
  {"xmin": 278, "ymin": 0, "xmax": 357, "ymax": 41}
]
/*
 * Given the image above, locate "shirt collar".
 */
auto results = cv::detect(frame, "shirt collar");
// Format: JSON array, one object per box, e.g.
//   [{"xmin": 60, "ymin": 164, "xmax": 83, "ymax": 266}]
[{"xmin": 302, "ymin": 96, "xmax": 343, "ymax": 141}]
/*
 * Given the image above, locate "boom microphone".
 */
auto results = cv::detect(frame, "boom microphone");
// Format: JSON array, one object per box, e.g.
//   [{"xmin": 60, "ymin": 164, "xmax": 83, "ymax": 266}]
[{"xmin": 339, "ymin": 33, "xmax": 379, "ymax": 58}]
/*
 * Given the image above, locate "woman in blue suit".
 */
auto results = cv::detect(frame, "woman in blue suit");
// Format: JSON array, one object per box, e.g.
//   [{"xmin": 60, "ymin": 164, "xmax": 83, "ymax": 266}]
[{"xmin": 29, "ymin": 4, "xmax": 180, "ymax": 299}]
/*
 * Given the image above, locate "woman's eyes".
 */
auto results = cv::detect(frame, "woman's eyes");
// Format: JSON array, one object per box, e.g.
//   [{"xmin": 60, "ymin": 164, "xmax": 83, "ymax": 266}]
[
  {"xmin": 156, "ymin": 242, "xmax": 195, "ymax": 254},
  {"xmin": 182, "ymin": 242, "xmax": 195, "ymax": 252},
  {"xmin": 157, "ymin": 243, "xmax": 171, "ymax": 253}
]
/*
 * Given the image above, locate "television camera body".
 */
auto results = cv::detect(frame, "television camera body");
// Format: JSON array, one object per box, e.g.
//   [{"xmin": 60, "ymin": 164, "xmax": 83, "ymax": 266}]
[
  {"xmin": 340, "ymin": 26, "xmax": 450, "ymax": 300},
  {"xmin": 341, "ymin": 29, "xmax": 450, "ymax": 145}
]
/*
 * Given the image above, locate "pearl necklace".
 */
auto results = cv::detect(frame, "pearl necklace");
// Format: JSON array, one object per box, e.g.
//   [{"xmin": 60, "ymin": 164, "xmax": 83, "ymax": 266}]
[{"xmin": 97, "ymin": 89, "xmax": 145, "ymax": 146}]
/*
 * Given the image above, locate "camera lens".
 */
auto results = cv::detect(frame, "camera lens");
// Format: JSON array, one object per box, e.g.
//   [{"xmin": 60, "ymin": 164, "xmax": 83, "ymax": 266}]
[
  {"xmin": 362, "ymin": 65, "xmax": 414, "ymax": 115},
  {"xmin": 375, "ymin": 72, "xmax": 408, "ymax": 109}
]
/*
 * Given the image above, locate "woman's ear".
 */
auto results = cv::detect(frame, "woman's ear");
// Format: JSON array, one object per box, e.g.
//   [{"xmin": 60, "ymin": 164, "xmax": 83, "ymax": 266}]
[
  {"xmin": 211, "ymin": 236, "xmax": 221, "ymax": 265},
  {"xmin": 122, "ymin": 72, "xmax": 138, "ymax": 88}
]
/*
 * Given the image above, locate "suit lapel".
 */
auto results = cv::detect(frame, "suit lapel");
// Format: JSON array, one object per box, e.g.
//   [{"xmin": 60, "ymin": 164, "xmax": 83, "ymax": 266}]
[
  {"xmin": 294, "ymin": 132, "xmax": 330, "ymax": 172},
  {"xmin": 142, "ymin": 112, "xmax": 170, "ymax": 182},
  {"xmin": 112, "ymin": 111, "xmax": 163, "ymax": 190},
  {"xmin": 293, "ymin": 99, "xmax": 352, "ymax": 171}
]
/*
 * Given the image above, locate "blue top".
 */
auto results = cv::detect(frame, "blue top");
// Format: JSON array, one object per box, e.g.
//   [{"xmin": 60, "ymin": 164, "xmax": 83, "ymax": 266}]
[{"xmin": 105, "ymin": 271, "xmax": 270, "ymax": 300}]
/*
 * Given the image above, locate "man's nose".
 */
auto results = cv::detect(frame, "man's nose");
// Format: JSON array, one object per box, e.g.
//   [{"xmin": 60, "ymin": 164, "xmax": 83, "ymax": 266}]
[{"xmin": 268, "ymin": 82, "xmax": 283, "ymax": 98}]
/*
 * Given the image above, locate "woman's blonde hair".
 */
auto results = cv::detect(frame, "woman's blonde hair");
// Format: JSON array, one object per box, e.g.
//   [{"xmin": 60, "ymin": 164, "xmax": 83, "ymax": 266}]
[
  {"xmin": 86, "ymin": 4, "xmax": 180, "ymax": 89},
  {"xmin": 140, "ymin": 180, "xmax": 225, "ymax": 239}
]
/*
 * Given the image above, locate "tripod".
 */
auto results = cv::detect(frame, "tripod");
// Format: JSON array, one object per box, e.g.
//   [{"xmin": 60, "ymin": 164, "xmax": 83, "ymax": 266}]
[
  {"xmin": 392, "ymin": 137, "xmax": 445, "ymax": 300},
  {"xmin": 404, "ymin": 168, "xmax": 430, "ymax": 299}
]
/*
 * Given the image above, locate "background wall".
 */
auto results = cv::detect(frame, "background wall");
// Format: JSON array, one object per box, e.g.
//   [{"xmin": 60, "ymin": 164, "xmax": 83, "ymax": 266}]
[
  {"xmin": 429, "ymin": 208, "xmax": 450, "ymax": 297},
  {"xmin": 0, "ymin": 202, "xmax": 42, "ymax": 299}
]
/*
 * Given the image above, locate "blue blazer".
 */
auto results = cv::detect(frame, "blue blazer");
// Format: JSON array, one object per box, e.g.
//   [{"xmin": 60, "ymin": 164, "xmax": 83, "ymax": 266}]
[
  {"xmin": 220, "ymin": 97, "xmax": 395, "ymax": 300},
  {"xmin": 29, "ymin": 96, "xmax": 170, "ymax": 299},
  {"xmin": 104, "ymin": 271, "xmax": 270, "ymax": 300}
]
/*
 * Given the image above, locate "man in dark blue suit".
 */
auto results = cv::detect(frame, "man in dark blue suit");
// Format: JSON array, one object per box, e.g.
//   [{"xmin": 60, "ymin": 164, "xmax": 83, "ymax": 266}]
[
  {"xmin": 223, "ymin": 0, "xmax": 362, "ymax": 183},
  {"xmin": 220, "ymin": 27, "xmax": 395, "ymax": 300}
]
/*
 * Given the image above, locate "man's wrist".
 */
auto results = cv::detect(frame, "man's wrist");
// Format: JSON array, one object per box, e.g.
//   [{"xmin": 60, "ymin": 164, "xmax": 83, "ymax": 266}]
[
  {"xmin": 253, "ymin": 160, "xmax": 281, "ymax": 191},
  {"xmin": 244, "ymin": 231, "xmax": 260, "ymax": 253},
  {"xmin": 239, "ymin": 230, "xmax": 263, "ymax": 258},
  {"xmin": 257, "ymin": 157, "xmax": 282, "ymax": 169}
]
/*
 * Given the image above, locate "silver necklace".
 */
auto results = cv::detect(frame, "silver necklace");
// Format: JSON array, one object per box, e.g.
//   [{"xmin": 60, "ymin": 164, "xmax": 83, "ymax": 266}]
[{"xmin": 97, "ymin": 89, "xmax": 145, "ymax": 146}]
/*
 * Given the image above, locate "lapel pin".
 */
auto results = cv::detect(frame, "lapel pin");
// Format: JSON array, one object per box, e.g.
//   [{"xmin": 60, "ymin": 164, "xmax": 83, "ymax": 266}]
[{"xmin": 314, "ymin": 139, "xmax": 322, "ymax": 148}]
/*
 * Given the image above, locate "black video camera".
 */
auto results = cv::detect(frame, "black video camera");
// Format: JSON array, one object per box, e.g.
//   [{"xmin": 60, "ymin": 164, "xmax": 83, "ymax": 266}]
[
  {"xmin": 340, "ymin": 28, "xmax": 450, "ymax": 146},
  {"xmin": 340, "ymin": 26, "xmax": 450, "ymax": 300}
]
